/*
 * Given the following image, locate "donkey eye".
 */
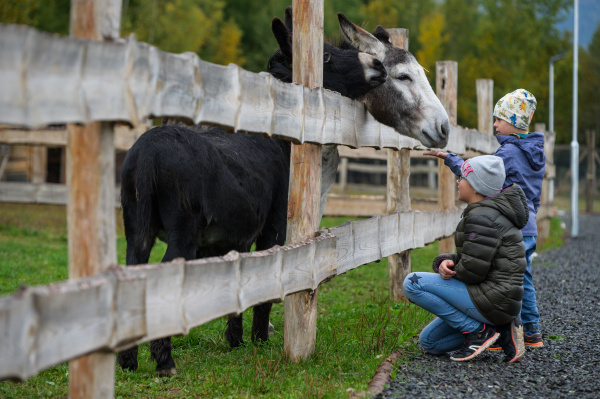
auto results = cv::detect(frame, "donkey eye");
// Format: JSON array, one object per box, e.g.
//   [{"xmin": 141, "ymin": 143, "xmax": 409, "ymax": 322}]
[
  {"xmin": 396, "ymin": 74, "xmax": 412, "ymax": 82},
  {"xmin": 323, "ymin": 52, "xmax": 332, "ymax": 63}
]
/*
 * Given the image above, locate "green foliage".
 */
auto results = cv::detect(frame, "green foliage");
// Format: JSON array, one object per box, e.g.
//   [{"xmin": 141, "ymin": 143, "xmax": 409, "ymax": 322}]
[
  {"xmin": 221, "ymin": 0, "xmax": 290, "ymax": 72},
  {"xmin": 0, "ymin": 0, "xmax": 38, "ymax": 25},
  {"xmin": 416, "ymin": 12, "xmax": 449, "ymax": 73},
  {"xmin": 579, "ymin": 24, "xmax": 600, "ymax": 133},
  {"xmin": 539, "ymin": 216, "xmax": 565, "ymax": 252},
  {"xmin": 122, "ymin": 0, "xmax": 245, "ymax": 66}
]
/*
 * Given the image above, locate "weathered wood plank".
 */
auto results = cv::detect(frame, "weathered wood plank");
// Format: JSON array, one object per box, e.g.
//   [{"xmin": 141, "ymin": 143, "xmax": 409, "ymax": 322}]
[
  {"xmin": 397, "ymin": 211, "xmax": 415, "ymax": 253},
  {"xmin": 239, "ymin": 248, "xmax": 283, "ymax": 311},
  {"xmin": 34, "ymin": 278, "xmax": 114, "ymax": 373},
  {"xmin": 237, "ymin": 71, "xmax": 274, "ymax": 135},
  {"xmin": 301, "ymin": 86, "xmax": 325, "ymax": 144},
  {"xmin": 0, "ymin": 182, "xmax": 69, "ymax": 204},
  {"xmin": 195, "ymin": 61, "xmax": 240, "ymax": 129},
  {"xmin": 0, "ymin": 124, "xmax": 147, "ymax": 150},
  {"xmin": 329, "ymin": 221, "xmax": 355, "ymax": 274},
  {"xmin": 379, "ymin": 213, "xmax": 400, "ymax": 258},
  {"xmin": 312, "ymin": 232, "xmax": 337, "ymax": 289},
  {"xmin": 281, "ymin": 241, "xmax": 315, "ymax": 296},
  {"xmin": 0, "ymin": 288, "xmax": 37, "ymax": 380},
  {"xmin": 110, "ymin": 267, "xmax": 147, "ymax": 350},
  {"xmin": 271, "ymin": 77, "xmax": 304, "ymax": 142},
  {"xmin": 181, "ymin": 252, "xmax": 240, "ymax": 334},
  {"xmin": 351, "ymin": 216, "xmax": 382, "ymax": 267},
  {"xmin": 128, "ymin": 259, "xmax": 186, "ymax": 341},
  {"xmin": 0, "ymin": 24, "xmax": 501, "ymax": 153}
]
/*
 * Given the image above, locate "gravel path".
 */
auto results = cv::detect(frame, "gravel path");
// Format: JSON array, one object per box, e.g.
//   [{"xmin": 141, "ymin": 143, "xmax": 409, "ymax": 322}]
[{"xmin": 377, "ymin": 213, "xmax": 600, "ymax": 398}]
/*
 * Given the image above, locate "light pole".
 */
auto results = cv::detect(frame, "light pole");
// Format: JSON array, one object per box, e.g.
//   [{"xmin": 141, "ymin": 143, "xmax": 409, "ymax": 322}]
[
  {"xmin": 549, "ymin": 53, "xmax": 565, "ymax": 203},
  {"xmin": 571, "ymin": 0, "xmax": 579, "ymax": 238}
]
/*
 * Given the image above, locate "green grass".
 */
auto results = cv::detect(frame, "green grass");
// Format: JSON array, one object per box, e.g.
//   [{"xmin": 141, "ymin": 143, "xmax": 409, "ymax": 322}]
[
  {"xmin": 539, "ymin": 216, "xmax": 566, "ymax": 252},
  {"xmin": 0, "ymin": 203, "xmax": 565, "ymax": 398},
  {"xmin": 553, "ymin": 190, "xmax": 600, "ymax": 214},
  {"xmin": 0, "ymin": 203, "xmax": 437, "ymax": 398}
]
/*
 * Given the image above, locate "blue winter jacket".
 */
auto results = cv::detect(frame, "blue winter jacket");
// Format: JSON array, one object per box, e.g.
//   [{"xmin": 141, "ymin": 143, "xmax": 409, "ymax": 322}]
[{"xmin": 444, "ymin": 132, "xmax": 545, "ymax": 236}]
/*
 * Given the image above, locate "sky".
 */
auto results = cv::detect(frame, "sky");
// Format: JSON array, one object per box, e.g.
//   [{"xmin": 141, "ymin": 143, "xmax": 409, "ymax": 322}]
[{"xmin": 557, "ymin": 0, "xmax": 600, "ymax": 49}]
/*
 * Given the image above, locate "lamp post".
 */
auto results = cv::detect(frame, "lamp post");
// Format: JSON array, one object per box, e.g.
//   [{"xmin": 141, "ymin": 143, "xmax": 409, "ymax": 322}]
[
  {"xmin": 549, "ymin": 53, "xmax": 565, "ymax": 203},
  {"xmin": 571, "ymin": 0, "xmax": 579, "ymax": 238}
]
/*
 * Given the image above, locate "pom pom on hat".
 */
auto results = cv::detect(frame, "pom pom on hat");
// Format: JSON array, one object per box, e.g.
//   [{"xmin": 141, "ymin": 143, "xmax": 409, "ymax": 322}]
[
  {"xmin": 461, "ymin": 155, "xmax": 506, "ymax": 197},
  {"xmin": 493, "ymin": 89, "xmax": 537, "ymax": 130}
]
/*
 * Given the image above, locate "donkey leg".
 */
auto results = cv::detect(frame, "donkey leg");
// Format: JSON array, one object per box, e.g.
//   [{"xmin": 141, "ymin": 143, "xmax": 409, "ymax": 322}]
[
  {"xmin": 150, "ymin": 337, "xmax": 177, "ymax": 376},
  {"xmin": 252, "ymin": 303, "xmax": 273, "ymax": 343},
  {"xmin": 116, "ymin": 345, "xmax": 139, "ymax": 372},
  {"xmin": 143, "ymin": 236, "xmax": 195, "ymax": 376},
  {"xmin": 225, "ymin": 314, "xmax": 244, "ymax": 348}
]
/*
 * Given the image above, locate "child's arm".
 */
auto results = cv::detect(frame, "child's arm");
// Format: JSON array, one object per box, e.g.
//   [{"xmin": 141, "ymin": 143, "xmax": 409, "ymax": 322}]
[
  {"xmin": 432, "ymin": 253, "xmax": 458, "ymax": 273},
  {"xmin": 453, "ymin": 214, "xmax": 500, "ymax": 284},
  {"xmin": 423, "ymin": 151, "xmax": 463, "ymax": 176}
]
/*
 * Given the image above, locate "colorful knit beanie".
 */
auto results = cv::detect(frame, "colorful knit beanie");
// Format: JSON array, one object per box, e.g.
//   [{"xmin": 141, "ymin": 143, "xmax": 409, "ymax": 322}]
[{"xmin": 493, "ymin": 89, "xmax": 537, "ymax": 130}]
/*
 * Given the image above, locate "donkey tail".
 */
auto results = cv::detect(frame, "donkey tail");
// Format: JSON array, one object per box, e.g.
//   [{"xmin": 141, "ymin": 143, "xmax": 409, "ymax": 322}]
[{"xmin": 120, "ymin": 144, "xmax": 159, "ymax": 265}]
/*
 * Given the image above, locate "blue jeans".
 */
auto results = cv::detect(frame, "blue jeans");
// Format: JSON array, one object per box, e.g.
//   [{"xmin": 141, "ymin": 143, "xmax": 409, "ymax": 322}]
[
  {"xmin": 403, "ymin": 272, "xmax": 492, "ymax": 355},
  {"xmin": 520, "ymin": 236, "xmax": 540, "ymax": 333}
]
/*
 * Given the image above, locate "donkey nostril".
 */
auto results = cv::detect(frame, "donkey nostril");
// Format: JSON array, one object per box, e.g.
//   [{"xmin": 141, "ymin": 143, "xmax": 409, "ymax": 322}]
[
  {"xmin": 441, "ymin": 121, "xmax": 449, "ymax": 137},
  {"xmin": 373, "ymin": 59, "xmax": 386, "ymax": 75}
]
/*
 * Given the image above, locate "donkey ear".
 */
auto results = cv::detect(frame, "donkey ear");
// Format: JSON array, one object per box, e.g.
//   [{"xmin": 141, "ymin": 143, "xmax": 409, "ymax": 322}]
[
  {"xmin": 284, "ymin": 6, "xmax": 293, "ymax": 33},
  {"xmin": 373, "ymin": 25, "xmax": 392, "ymax": 45},
  {"xmin": 338, "ymin": 13, "xmax": 387, "ymax": 59},
  {"xmin": 271, "ymin": 17, "xmax": 292, "ymax": 57}
]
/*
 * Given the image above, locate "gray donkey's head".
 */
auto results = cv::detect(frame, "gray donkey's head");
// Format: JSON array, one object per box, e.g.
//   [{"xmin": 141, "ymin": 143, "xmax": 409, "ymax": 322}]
[{"xmin": 339, "ymin": 13, "xmax": 450, "ymax": 149}]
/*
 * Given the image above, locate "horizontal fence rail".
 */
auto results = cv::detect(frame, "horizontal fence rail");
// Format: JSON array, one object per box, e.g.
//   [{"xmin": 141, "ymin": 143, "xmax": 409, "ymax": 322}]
[
  {"xmin": 0, "ymin": 24, "xmax": 496, "ymax": 154},
  {"xmin": 0, "ymin": 208, "xmax": 462, "ymax": 381}
]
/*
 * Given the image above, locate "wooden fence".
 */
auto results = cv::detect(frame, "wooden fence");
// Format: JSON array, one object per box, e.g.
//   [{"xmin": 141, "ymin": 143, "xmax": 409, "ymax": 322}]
[
  {"xmin": 0, "ymin": 0, "xmax": 555, "ymax": 397},
  {"xmin": 0, "ymin": 207, "xmax": 460, "ymax": 381}
]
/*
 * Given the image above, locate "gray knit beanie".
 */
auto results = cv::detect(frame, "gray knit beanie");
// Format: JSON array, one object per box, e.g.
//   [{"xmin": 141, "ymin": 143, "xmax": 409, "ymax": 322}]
[{"xmin": 460, "ymin": 155, "xmax": 505, "ymax": 197}]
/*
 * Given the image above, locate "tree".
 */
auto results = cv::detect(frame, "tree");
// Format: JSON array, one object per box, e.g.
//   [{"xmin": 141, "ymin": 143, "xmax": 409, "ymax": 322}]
[
  {"xmin": 122, "ymin": 0, "xmax": 245, "ymax": 66},
  {"xmin": 0, "ymin": 0, "xmax": 38, "ymax": 26},
  {"xmin": 416, "ymin": 12, "xmax": 449, "ymax": 73},
  {"xmin": 579, "ymin": 24, "xmax": 600, "ymax": 135}
]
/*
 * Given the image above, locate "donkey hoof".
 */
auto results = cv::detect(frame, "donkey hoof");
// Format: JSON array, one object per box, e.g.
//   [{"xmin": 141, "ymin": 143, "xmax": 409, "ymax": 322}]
[
  {"xmin": 268, "ymin": 322, "xmax": 275, "ymax": 336},
  {"xmin": 156, "ymin": 367, "xmax": 177, "ymax": 377}
]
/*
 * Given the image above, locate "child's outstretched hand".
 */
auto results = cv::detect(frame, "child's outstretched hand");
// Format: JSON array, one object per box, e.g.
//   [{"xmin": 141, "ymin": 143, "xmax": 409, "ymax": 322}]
[
  {"xmin": 423, "ymin": 151, "xmax": 448, "ymax": 159},
  {"xmin": 439, "ymin": 259, "xmax": 456, "ymax": 279}
]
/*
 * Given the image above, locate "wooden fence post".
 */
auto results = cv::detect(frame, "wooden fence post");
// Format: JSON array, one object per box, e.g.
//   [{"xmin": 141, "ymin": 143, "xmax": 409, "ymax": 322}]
[
  {"xmin": 29, "ymin": 146, "xmax": 47, "ymax": 183},
  {"xmin": 476, "ymin": 79, "xmax": 494, "ymax": 136},
  {"xmin": 339, "ymin": 157, "xmax": 348, "ymax": 194},
  {"xmin": 68, "ymin": 1, "xmax": 121, "ymax": 398},
  {"xmin": 586, "ymin": 130, "xmax": 596, "ymax": 213},
  {"xmin": 436, "ymin": 61, "xmax": 458, "ymax": 254},
  {"xmin": 386, "ymin": 29, "xmax": 411, "ymax": 302},
  {"xmin": 284, "ymin": 0, "xmax": 323, "ymax": 362}
]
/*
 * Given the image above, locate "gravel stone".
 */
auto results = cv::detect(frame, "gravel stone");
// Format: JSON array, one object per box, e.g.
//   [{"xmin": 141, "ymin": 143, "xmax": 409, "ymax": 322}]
[{"xmin": 377, "ymin": 214, "xmax": 600, "ymax": 398}]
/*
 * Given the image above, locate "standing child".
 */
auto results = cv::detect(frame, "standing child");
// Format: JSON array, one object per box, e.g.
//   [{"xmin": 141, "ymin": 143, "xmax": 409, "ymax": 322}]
[
  {"xmin": 424, "ymin": 88, "xmax": 545, "ymax": 348},
  {"xmin": 403, "ymin": 155, "xmax": 528, "ymax": 362}
]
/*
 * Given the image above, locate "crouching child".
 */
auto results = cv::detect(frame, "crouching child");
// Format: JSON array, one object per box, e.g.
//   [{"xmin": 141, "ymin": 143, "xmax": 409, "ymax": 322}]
[{"xmin": 403, "ymin": 155, "xmax": 527, "ymax": 362}]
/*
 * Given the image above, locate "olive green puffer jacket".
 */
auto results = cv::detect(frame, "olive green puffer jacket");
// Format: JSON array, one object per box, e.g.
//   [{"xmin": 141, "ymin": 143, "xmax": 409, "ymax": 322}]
[{"xmin": 432, "ymin": 184, "xmax": 529, "ymax": 325}]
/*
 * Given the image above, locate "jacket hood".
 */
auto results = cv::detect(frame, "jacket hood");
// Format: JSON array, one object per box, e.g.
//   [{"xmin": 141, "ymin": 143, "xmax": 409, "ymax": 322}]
[
  {"xmin": 497, "ymin": 132, "xmax": 545, "ymax": 172},
  {"xmin": 467, "ymin": 184, "xmax": 529, "ymax": 229}
]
